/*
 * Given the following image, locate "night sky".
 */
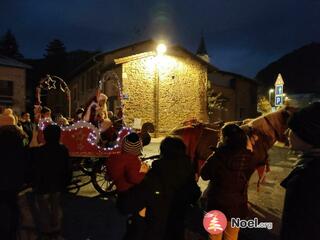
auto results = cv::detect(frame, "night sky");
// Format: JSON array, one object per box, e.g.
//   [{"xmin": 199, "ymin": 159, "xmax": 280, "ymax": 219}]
[{"xmin": 1, "ymin": 0, "xmax": 319, "ymax": 77}]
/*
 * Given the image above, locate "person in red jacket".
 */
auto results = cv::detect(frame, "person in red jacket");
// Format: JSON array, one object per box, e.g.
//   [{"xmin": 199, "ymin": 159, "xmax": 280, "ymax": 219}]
[
  {"xmin": 106, "ymin": 132, "xmax": 148, "ymax": 192},
  {"xmin": 106, "ymin": 132, "xmax": 149, "ymax": 240}
]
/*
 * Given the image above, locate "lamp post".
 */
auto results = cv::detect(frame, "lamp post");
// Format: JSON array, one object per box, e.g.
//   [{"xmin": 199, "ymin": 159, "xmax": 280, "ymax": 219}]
[
  {"xmin": 268, "ymin": 88, "xmax": 274, "ymax": 106},
  {"xmin": 154, "ymin": 43, "xmax": 167, "ymax": 137}
]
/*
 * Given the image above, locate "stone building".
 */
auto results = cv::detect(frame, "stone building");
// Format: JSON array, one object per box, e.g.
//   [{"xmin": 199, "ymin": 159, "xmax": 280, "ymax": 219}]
[
  {"xmin": 207, "ymin": 70, "xmax": 258, "ymax": 121},
  {"xmin": 68, "ymin": 40, "xmax": 214, "ymax": 134},
  {"xmin": 196, "ymin": 37, "xmax": 258, "ymax": 122},
  {"xmin": 0, "ymin": 55, "xmax": 31, "ymax": 113}
]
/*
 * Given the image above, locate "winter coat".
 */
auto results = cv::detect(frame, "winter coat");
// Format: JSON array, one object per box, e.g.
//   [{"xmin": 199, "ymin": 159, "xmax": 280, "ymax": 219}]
[
  {"xmin": 0, "ymin": 125, "xmax": 27, "ymax": 193},
  {"xmin": 200, "ymin": 146, "xmax": 255, "ymax": 220},
  {"xmin": 30, "ymin": 143, "xmax": 71, "ymax": 194},
  {"xmin": 118, "ymin": 154, "xmax": 201, "ymax": 240},
  {"xmin": 20, "ymin": 121, "xmax": 34, "ymax": 143},
  {"xmin": 280, "ymin": 149, "xmax": 320, "ymax": 240},
  {"xmin": 106, "ymin": 153, "xmax": 146, "ymax": 192}
]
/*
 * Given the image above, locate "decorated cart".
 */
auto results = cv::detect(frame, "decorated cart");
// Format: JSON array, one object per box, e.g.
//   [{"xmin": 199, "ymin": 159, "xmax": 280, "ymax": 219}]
[{"xmin": 33, "ymin": 74, "xmax": 154, "ymax": 195}]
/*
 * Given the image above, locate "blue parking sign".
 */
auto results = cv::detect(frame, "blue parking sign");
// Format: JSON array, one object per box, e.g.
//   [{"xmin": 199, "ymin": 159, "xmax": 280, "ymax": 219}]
[
  {"xmin": 276, "ymin": 85, "xmax": 283, "ymax": 95},
  {"xmin": 275, "ymin": 96, "xmax": 283, "ymax": 106}
]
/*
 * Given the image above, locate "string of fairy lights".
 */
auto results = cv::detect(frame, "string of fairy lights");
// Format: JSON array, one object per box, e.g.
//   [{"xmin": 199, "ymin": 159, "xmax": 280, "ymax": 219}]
[
  {"xmin": 36, "ymin": 71, "xmax": 131, "ymax": 152},
  {"xmin": 99, "ymin": 70, "xmax": 126, "ymax": 122},
  {"xmin": 38, "ymin": 119, "xmax": 132, "ymax": 152}
]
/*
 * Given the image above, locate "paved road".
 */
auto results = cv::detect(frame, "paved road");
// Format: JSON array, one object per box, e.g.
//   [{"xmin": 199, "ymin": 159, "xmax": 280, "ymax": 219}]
[{"xmin": 59, "ymin": 140, "xmax": 298, "ymax": 240}]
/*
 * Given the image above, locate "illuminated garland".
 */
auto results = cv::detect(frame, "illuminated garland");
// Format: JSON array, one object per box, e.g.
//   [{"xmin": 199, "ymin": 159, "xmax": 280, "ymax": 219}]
[
  {"xmin": 37, "ymin": 71, "xmax": 131, "ymax": 152},
  {"xmin": 36, "ymin": 75, "xmax": 72, "ymax": 118},
  {"xmin": 38, "ymin": 119, "xmax": 132, "ymax": 151},
  {"xmin": 99, "ymin": 70, "xmax": 125, "ymax": 122}
]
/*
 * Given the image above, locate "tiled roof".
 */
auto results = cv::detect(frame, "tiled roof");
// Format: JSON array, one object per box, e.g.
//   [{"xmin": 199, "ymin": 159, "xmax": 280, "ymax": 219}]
[
  {"xmin": 68, "ymin": 39, "xmax": 219, "ymax": 79},
  {"xmin": 0, "ymin": 55, "xmax": 31, "ymax": 69}
]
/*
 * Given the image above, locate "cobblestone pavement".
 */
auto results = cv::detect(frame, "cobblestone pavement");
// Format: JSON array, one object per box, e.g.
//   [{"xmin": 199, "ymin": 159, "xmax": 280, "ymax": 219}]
[{"xmin": 55, "ymin": 140, "xmax": 298, "ymax": 240}]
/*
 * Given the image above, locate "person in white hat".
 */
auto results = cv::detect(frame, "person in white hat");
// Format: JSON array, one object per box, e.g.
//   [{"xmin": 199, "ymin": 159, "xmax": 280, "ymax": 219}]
[{"xmin": 83, "ymin": 93, "xmax": 109, "ymax": 127}]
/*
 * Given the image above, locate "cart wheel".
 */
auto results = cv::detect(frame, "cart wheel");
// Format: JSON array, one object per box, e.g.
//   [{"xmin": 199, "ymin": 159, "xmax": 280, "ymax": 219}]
[
  {"xmin": 91, "ymin": 163, "xmax": 117, "ymax": 195},
  {"xmin": 79, "ymin": 157, "xmax": 99, "ymax": 175}
]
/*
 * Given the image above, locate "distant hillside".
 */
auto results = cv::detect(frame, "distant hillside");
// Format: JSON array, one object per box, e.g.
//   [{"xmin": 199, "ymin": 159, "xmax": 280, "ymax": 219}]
[{"xmin": 255, "ymin": 42, "xmax": 320, "ymax": 94}]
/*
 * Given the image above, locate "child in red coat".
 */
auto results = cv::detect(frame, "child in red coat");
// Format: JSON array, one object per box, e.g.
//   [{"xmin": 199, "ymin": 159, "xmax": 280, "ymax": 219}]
[
  {"xmin": 106, "ymin": 132, "xmax": 148, "ymax": 192},
  {"xmin": 106, "ymin": 132, "xmax": 149, "ymax": 240}
]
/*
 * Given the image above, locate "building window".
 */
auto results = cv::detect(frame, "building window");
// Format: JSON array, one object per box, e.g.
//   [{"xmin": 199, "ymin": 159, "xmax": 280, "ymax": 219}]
[
  {"xmin": 0, "ymin": 80, "xmax": 13, "ymax": 96},
  {"xmin": 0, "ymin": 80, "xmax": 14, "ymax": 106}
]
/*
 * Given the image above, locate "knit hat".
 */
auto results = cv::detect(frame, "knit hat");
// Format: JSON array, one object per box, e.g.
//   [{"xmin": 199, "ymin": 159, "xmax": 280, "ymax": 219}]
[
  {"xmin": 122, "ymin": 132, "xmax": 142, "ymax": 156},
  {"xmin": 0, "ymin": 108, "xmax": 16, "ymax": 126},
  {"xmin": 288, "ymin": 102, "xmax": 320, "ymax": 147}
]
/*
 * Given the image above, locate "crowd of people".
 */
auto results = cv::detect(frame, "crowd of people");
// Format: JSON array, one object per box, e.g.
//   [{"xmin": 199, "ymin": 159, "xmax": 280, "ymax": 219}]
[
  {"xmin": 0, "ymin": 102, "xmax": 320, "ymax": 240},
  {"xmin": 0, "ymin": 107, "xmax": 72, "ymax": 240}
]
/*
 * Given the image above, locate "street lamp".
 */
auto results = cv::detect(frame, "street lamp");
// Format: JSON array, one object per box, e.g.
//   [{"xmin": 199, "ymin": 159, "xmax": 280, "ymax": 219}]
[
  {"xmin": 268, "ymin": 88, "xmax": 274, "ymax": 105},
  {"xmin": 156, "ymin": 43, "xmax": 167, "ymax": 55},
  {"xmin": 154, "ymin": 43, "xmax": 167, "ymax": 136}
]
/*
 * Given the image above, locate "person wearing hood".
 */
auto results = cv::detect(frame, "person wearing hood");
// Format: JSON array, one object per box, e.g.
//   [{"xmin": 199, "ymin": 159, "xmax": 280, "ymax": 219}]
[
  {"xmin": 118, "ymin": 136, "xmax": 201, "ymax": 240},
  {"xmin": 0, "ymin": 108, "xmax": 16, "ymax": 126},
  {"xmin": 280, "ymin": 102, "xmax": 320, "ymax": 240},
  {"xmin": 200, "ymin": 123, "xmax": 256, "ymax": 240},
  {"xmin": 0, "ymin": 108, "xmax": 27, "ymax": 239}
]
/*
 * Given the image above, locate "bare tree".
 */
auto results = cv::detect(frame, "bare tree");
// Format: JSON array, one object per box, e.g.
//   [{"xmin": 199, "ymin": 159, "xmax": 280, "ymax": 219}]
[
  {"xmin": 257, "ymin": 96, "xmax": 272, "ymax": 114},
  {"xmin": 207, "ymin": 89, "xmax": 228, "ymax": 114}
]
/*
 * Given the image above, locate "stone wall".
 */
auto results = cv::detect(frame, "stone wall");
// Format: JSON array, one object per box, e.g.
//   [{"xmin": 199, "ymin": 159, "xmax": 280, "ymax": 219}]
[
  {"xmin": 0, "ymin": 66, "xmax": 26, "ymax": 113},
  {"xmin": 122, "ymin": 56, "xmax": 155, "ymax": 127},
  {"xmin": 122, "ymin": 54, "xmax": 208, "ymax": 134}
]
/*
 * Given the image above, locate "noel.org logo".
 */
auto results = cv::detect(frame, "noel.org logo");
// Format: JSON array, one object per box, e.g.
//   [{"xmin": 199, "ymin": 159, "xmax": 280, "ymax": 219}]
[
  {"xmin": 203, "ymin": 210, "xmax": 274, "ymax": 235},
  {"xmin": 203, "ymin": 210, "xmax": 227, "ymax": 235}
]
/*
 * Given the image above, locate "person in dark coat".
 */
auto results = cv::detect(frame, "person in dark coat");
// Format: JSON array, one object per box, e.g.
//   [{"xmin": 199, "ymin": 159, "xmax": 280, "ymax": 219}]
[
  {"xmin": 19, "ymin": 112, "xmax": 34, "ymax": 144},
  {"xmin": 200, "ymin": 123, "xmax": 255, "ymax": 240},
  {"xmin": 0, "ymin": 124, "xmax": 27, "ymax": 239},
  {"xmin": 280, "ymin": 102, "xmax": 320, "ymax": 240},
  {"xmin": 118, "ymin": 136, "xmax": 201, "ymax": 240},
  {"xmin": 30, "ymin": 124, "xmax": 72, "ymax": 239}
]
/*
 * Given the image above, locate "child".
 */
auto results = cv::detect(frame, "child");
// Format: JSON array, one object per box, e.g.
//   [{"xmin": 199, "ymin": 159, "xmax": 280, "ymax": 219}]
[
  {"xmin": 30, "ymin": 124, "xmax": 72, "ymax": 239},
  {"xmin": 106, "ymin": 132, "xmax": 148, "ymax": 193},
  {"xmin": 106, "ymin": 132, "xmax": 148, "ymax": 240}
]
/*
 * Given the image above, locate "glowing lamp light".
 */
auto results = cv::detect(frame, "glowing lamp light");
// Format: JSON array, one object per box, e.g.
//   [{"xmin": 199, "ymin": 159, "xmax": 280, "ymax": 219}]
[{"xmin": 156, "ymin": 43, "xmax": 167, "ymax": 55}]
